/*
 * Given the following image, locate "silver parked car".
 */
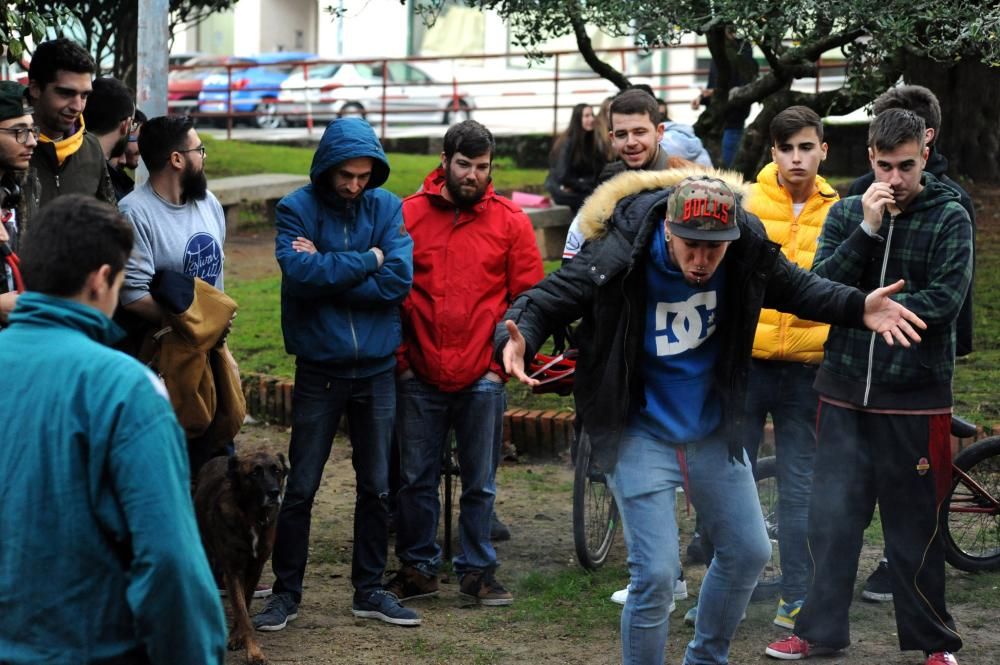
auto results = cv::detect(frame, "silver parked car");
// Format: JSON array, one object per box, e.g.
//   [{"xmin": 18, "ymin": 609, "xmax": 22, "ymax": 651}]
[{"xmin": 278, "ymin": 60, "xmax": 474, "ymax": 126}]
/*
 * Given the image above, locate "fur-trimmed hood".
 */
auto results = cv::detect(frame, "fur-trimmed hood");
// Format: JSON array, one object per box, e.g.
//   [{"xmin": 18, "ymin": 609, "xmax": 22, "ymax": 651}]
[{"xmin": 577, "ymin": 167, "xmax": 751, "ymax": 241}]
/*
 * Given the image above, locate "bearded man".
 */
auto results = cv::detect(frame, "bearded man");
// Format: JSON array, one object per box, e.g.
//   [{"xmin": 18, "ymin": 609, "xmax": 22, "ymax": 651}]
[{"xmin": 384, "ymin": 120, "xmax": 544, "ymax": 607}]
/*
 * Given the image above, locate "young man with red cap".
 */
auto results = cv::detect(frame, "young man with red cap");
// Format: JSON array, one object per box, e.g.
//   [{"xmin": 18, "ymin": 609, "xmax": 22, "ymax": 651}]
[{"xmin": 497, "ymin": 169, "xmax": 926, "ymax": 665}]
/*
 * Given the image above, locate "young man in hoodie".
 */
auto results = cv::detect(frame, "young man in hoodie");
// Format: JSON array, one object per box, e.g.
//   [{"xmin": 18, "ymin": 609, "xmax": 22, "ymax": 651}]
[
  {"xmin": 764, "ymin": 110, "xmax": 971, "ymax": 665},
  {"xmin": 24, "ymin": 38, "xmax": 116, "ymax": 223},
  {"xmin": 0, "ymin": 80, "xmax": 38, "ymax": 324},
  {"xmin": 0, "ymin": 195, "xmax": 226, "ymax": 664},
  {"xmin": 847, "ymin": 85, "xmax": 977, "ymax": 604},
  {"xmin": 497, "ymin": 170, "xmax": 925, "ymax": 665},
  {"xmin": 254, "ymin": 117, "xmax": 416, "ymax": 631},
  {"xmin": 742, "ymin": 106, "xmax": 837, "ymax": 629},
  {"xmin": 387, "ymin": 120, "xmax": 543, "ymax": 607}
]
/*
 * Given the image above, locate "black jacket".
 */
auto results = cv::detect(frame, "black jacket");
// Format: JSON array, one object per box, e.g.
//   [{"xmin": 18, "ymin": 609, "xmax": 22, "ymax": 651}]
[
  {"xmin": 847, "ymin": 149, "xmax": 975, "ymax": 356},
  {"xmin": 496, "ymin": 168, "xmax": 866, "ymax": 471}
]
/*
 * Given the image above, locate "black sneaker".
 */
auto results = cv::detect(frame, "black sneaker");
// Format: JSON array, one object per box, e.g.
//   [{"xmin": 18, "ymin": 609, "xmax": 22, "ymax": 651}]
[
  {"xmin": 490, "ymin": 511, "xmax": 511, "ymax": 542},
  {"xmin": 861, "ymin": 559, "xmax": 893, "ymax": 602},
  {"xmin": 459, "ymin": 570, "xmax": 514, "ymax": 606},
  {"xmin": 252, "ymin": 592, "xmax": 298, "ymax": 631},
  {"xmin": 386, "ymin": 565, "xmax": 440, "ymax": 601},
  {"xmin": 352, "ymin": 589, "xmax": 422, "ymax": 626}
]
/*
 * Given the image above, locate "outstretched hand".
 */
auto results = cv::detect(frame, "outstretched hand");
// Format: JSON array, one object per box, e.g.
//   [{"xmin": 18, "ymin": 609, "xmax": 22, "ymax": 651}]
[
  {"xmin": 502, "ymin": 320, "xmax": 540, "ymax": 387},
  {"xmin": 863, "ymin": 279, "xmax": 926, "ymax": 347}
]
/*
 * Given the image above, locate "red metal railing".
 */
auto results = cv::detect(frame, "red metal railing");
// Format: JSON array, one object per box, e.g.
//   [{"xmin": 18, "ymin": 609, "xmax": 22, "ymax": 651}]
[{"xmin": 169, "ymin": 44, "xmax": 847, "ymax": 141}]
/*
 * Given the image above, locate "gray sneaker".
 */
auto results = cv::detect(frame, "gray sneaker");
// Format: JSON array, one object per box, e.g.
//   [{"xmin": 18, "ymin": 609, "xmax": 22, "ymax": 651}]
[
  {"xmin": 252, "ymin": 592, "xmax": 299, "ymax": 632},
  {"xmin": 352, "ymin": 589, "xmax": 422, "ymax": 626}
]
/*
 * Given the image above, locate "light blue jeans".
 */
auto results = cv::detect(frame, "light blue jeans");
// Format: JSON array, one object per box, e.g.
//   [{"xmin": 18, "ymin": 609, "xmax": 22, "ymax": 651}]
[{"xmin": 606, "ymin": 430, "xmax": 772, "ymax": 665}]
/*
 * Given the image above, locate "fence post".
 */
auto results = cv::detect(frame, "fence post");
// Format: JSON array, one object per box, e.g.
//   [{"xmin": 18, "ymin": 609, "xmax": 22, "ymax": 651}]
[
  {"xmin": 304, "ymin": 61, "xmax": 313, "ymax": 136},
  {"xmin": 552, "ymin": 52, "xmax": 560, "ymax": 137},
  {"xmin": 380, "ymin": 60, "xmax": 388, "ymax": 141},
  {"xmin": 225, "ymin": 64, "xmax": 233, "ymax": 140}
]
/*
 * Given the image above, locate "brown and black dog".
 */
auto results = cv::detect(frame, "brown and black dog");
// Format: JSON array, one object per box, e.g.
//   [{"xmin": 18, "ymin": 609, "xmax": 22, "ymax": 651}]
[{"xmin": 194, "ymin": 451, "xmax": 288, "ymax": 665}]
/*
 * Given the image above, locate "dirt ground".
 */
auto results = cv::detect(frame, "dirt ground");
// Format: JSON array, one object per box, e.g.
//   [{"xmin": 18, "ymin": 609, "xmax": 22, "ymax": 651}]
[
  {"xmin": 222, "ymin": 424, "xmax": 999, "ymax": 665},
  {"xmin": 219, "ymin": 184, "xmax": 1000, "ymax": 664}
]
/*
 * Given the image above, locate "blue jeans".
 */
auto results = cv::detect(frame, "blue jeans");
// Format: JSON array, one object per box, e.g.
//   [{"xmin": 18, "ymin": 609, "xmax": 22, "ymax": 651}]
[
  {"xmin": 721, "ymin": 127, "xmax": 743, "ymax": 167},
  {"xmin": 271, "ymin": 361, "xmax": 395, "ymax": 602},
  {"xmin": 395, "ymin": 375, "xmax": 505, "ymax": 576},
  {"xmin": 742, "ymin": 359, "xmax": 818, "ymax": 602},
  {"xmin": 607, "ymin": 430, "xmax": 771, "ymax": 665}
]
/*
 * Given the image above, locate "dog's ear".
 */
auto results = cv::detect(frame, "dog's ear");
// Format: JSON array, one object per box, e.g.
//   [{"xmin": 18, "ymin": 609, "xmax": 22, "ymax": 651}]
[{"xmin": 227, "ymin": 454, "xmax": 240, "ymax": 482}]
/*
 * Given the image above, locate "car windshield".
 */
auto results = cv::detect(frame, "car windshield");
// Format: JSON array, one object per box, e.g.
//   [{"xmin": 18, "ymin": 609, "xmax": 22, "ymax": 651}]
[{"xmin": 291, "ymin": 63, "xmax": 341, "ymax": 79}]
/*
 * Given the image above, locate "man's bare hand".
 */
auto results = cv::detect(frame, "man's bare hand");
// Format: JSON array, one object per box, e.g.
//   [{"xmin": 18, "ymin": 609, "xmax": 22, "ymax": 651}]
[
  {"xmin": 502, "ymin": 320, "xmax": 539, "ymax": 387},
  {"xmin": 0, "ymin": 223, "xmax": 9, "ymax": 244},
  {"xmin": 862, "ymin": 279, "xmax": 926, "ymax": 347},
  {"xmin": 292, "ymin": 237, "xmax": 317, "ymax": 254},
  {"xmin": 861, "ymin": 182, "xmax": 898, "ymax": 233},
  {"xmin": 371, "ymin": 246, "xmax": 384, "ymax": 268}
]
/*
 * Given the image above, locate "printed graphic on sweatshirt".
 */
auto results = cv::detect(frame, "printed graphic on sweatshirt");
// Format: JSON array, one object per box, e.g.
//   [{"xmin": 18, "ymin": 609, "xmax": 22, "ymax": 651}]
[
  {"xmin": 183, "ymin": 232, "xmax": 222, "ymax": 286},
  {"xmin": 654, "ymin": 290, "xmax": 718, "ymax": 356}
]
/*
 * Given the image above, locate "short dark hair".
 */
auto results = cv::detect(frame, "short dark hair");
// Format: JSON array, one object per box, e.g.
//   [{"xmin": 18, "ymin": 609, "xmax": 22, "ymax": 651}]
[
  {"xmin": 443, "ymin": 119, "xmax": 495, "ymax": 161},
  {"xmin": 20, "ymin": 195, "xmax": 133, "ymax": 297},
  {"xmin": 138, "ymin": 115, "xmax": 195, "ymax": 172},
  {"xmin": 770, "ymin": 105, "xmax": 824, "ymax": 144},
  {"xmin": 609, "ymin": 88, "xmax": 661, "ymax": 128},
  {"xmin": 868, "ymin": 108, "xmax": 926, "ymax": 153},
  {"xmin": 873, "ymin": 85, "xmax": 940, "ymax": 140},
  {"xmin": 28, "ymin": 38, "xmax": 95, "ymax": 89},
  {"xmin": 133, "ymin": 108, "xmax": 147, "ymax": 125},
  {"xmin": 82, "ymin": 77, "xmax": 135, "ymax": 135}
]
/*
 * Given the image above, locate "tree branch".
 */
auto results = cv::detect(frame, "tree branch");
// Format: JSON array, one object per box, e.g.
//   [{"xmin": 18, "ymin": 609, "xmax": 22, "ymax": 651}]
[{"xmin": 567, "ymin": 2, "xmax": 630, "ymax": 90}]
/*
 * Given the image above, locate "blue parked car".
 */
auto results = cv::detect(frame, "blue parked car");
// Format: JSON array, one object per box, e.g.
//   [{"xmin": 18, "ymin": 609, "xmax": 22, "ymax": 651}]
[{"xmin": 197, "ymin": 51, "xmax": 315, "ymax": 129}]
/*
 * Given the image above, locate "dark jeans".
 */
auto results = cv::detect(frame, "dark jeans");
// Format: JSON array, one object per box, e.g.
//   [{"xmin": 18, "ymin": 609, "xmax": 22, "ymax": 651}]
[
  {"xmin": 721, "ymin": 127, "xmax": 743, "ymax": 167},
  {"xmin": 395, "ymin": 375, "xmax": 505, "ymax": 576},
  {"xmin": 271, "ymin": 361, "xmax": 395, "ymax": 601},
  {"xmin": 741, "ymin": 358, "xmax": 818, "ymax": 602}
]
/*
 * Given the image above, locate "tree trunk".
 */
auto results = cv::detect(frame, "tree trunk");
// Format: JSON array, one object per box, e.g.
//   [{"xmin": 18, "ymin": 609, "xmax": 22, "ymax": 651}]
[{"xmin": 903, "ymin": 56, "xmax": 1000, "ymax": 183}]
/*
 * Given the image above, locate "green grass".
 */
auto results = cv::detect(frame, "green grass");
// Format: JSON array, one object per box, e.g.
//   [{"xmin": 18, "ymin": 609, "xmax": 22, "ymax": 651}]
[{"xmin": 202, "ymin": 135, "xmax": 547, "ymax": 199}]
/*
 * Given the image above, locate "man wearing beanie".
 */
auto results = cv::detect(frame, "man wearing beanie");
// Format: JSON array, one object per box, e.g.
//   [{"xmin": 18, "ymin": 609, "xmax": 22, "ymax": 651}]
[{"xmin": 0, "ymin": 80, "xmax": 38, "ymax": 324}]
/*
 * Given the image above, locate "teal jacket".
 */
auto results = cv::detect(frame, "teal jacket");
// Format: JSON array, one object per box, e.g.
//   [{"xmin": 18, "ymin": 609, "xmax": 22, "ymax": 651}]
[
  {"xmin": 275, "ymin": 117, "xmax": 413, "ymax": 375},
  {"xmin": 0, "ymin": 293, "xmax": 226, "ymax": 664}
]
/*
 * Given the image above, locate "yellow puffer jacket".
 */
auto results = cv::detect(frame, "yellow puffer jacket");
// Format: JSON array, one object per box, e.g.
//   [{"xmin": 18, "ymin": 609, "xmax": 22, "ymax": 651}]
[{"xmin": 747, "ymin": 162, "xmax": 838, "ymax": 363}]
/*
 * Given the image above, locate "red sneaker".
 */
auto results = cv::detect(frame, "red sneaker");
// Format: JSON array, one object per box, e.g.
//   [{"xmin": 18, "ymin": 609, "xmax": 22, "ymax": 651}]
[
  {"xmin": 765, "ymin": 635, "xmax": 812, "ymax": 660},
  {"xmin": 926, "ymin": 653, "xmax": 958, "ymax": 665}
]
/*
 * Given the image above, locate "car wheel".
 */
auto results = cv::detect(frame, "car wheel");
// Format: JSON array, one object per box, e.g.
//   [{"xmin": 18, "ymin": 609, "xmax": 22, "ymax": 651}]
[
  {"xmin": 338, "ymin": 102, "xmax": 366, "ymax": 119},
  {"xmin": 255, "ymin": 99, "xmax": 285, "ymax": 130},
  {"xmin": 442, "ymin": 99, "xmax": 471, "ymax": 125}
]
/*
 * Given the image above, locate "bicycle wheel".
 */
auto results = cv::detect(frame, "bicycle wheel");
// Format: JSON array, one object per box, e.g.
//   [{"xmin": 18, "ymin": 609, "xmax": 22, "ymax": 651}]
[
  {"xmin": 573, "ymin": 429, "xmax": 619, "ymax": 570},
  {"xmin": 942, "ymin": 436, "xmax": 1000, "ymax": 572},
  {"xmin": 751, "ymin": 455, "xmax": 783, "ymax": 601}
]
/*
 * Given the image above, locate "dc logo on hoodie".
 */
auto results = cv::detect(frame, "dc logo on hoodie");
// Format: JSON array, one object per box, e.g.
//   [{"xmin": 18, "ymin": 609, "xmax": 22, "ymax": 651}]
[
  {"xmin": 183, "ymin": 232, "xmax": 222, "ymax": 286},
  {"xmin": 654, "ymin": 291, "xmax": 718, "ymax": 356}
]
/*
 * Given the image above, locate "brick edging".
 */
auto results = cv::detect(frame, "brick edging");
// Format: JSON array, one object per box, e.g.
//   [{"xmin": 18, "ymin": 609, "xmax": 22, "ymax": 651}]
[{"xmin": 241, "ymin": 373, "xmax": 1000, "ymax": 459}]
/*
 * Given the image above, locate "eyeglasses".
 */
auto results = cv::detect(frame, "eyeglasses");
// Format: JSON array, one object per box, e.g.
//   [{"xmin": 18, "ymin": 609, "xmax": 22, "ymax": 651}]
[
  {"xmin": 0, "ymin": 126, "xmax": 40, "ymax": 145},
  {"xmin": 130, "ymin": 119, "xmax": 141, "ymax": 133},
  {"xmin": 176, "ymin": 144, "xmax": 206, "ymax": 158}
]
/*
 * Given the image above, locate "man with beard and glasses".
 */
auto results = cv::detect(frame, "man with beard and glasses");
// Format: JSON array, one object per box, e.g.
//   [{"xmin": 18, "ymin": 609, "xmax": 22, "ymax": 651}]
[
  {"xmin": 117, "ymin": 115, "xmax": 229, "ymax": 474},
  {"xmin": 386, "ymin": 120, "xmax": 543, "ymax": 607},
  {"xmin": 23, "ymin": 38, "xmax": 116, "ymax": 223},
  {"xmin": 0, "ymin": 80, "xmax": 38, "ymax": 326},
  {"xmin": 81, "ymin": 77, "xmax": 135, "ymax": 202}
]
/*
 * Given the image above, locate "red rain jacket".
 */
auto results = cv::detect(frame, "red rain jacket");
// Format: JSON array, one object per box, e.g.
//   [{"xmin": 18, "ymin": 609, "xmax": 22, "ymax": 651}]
[{"xmin": 398, "ymin": 167, "xmax": 544, "ymax": 392}]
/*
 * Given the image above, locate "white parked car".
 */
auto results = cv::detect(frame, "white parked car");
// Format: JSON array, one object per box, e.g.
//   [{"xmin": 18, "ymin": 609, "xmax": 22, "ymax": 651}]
[{"xmin": 278, "ymin": 60, "xmax": 474, "ymax": 126}]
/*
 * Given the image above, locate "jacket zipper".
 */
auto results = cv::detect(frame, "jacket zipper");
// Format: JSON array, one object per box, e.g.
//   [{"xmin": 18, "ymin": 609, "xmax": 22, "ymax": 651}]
[
  {"xmin": 863, "ymin": 213, "xmax": 896, "ymax": 406},
  {"xmin": 343, "ymin": 204, "xmax": 360, "ymax": 364}
]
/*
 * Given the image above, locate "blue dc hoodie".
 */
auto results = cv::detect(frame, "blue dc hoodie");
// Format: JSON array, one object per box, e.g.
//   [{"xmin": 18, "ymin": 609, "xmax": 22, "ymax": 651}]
[
  {"xmin": 627, "ymin": 221, "xmax": 725, "ymax": 443},
  {"xmin": 275, "ymin": 117, "xmax": 414, "ymax": 375}
]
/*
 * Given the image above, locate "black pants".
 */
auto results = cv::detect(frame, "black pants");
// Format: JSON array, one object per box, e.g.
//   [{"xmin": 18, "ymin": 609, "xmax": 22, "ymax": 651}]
[{"xmin": 795, "ymin": 401, "xmax": 962, "ymax": 654}]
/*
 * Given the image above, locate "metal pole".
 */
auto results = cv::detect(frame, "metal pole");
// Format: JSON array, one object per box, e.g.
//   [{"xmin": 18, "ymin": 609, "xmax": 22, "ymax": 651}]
[
  {"xmin": 136, "ymin": 0, "xmax": 169, "ymax": 186},
  {"xmin": 380, "ymin": 60, "xmax": 388, "ymax": 142},
  {"xmin": 552, "ymin": 53, "xmax": 560, "ymax": 137}
]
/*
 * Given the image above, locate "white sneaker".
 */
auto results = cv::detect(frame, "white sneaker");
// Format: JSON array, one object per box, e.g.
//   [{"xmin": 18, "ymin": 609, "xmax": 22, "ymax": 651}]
[
  {"xmin": 609, "ymin": 586, "xmax": 677, "ymax": 614},
  {"xmin": 673, "ymin": 578, "xmax": 688, "ymax": 600}
]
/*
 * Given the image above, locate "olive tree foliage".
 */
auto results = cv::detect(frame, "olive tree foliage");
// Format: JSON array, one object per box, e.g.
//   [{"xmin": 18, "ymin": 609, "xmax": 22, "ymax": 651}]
[
  {"xmin": 409, "ymin": 0, "xmax": 1000, "ymax": 179},
  {"xmin": 0, "ymin": 4, "xmax": 71, "ymax": 63},
  {"xmin": 2, "ymin": 1, "xmax": 238, "ymax": 87}
]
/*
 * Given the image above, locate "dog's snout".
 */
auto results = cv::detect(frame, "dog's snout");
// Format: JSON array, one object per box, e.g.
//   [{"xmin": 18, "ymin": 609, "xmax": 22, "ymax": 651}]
[{"xmin": 267, "ymin": 488, "xmax": 281, "ymax": 500}]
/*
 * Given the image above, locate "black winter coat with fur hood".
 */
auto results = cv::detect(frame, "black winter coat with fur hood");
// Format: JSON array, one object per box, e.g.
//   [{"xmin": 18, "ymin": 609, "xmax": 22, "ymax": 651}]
[{"xmin": 495, "ymin": 168, "xmax": 868, "ymax": 472}]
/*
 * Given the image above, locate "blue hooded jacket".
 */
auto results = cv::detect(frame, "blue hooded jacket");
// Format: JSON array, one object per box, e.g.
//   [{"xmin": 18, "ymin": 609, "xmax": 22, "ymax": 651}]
[{"xmin": 275, "ymin": 117, "xmax": 413, "ymax": 375}]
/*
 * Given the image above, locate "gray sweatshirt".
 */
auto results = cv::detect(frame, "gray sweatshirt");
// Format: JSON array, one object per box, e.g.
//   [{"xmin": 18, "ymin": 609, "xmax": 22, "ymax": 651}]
[{"xmin": 119, "ymin": 181, "xmax": 226, "ymax": 305}]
